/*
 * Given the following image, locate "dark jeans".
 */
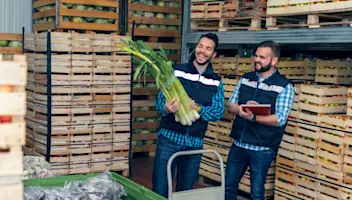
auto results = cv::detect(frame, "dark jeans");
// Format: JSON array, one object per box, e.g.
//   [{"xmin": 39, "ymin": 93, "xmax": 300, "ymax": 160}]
[
  {"xmin": 152, "ymin": 135, "xmax": 202, "ymax": 198},
  {"xmin": 225, "ymin": 144, "xmax": 276, "ymax": 200}
]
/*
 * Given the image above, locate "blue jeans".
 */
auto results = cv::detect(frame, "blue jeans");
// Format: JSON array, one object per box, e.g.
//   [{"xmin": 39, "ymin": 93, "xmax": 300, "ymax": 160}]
[
  {"xmin": 225, "ymin": 144, "xmax": 276, "ymax": 200},
  {"xmin": 152, "ymin": 135, "xmax": 202, "ymax": 198}
]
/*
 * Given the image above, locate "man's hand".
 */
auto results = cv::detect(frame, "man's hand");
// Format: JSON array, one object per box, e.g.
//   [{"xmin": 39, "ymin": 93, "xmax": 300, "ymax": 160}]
[
  {"xmin": 164, "ymin": 98, "xmax": 181, "ymax": 114},
  {"xmin": 189, "ymin": 98, "xmax": 198, "ymax": 110},
  {"xmin": 239, "ymin": 105, "xmax": 254, "ymax": 121},
  {"xmin": 246, "ymin": 100, "xmax": 259, "ymax": 105}
]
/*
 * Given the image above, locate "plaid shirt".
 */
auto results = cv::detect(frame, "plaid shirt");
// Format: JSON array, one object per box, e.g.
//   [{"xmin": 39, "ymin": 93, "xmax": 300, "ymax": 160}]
[
  {"xmin": 155, "ymin": 80, "xmax": 225, "ymax": 148},
  {"xmin": 228, "ymin": 69, "xmax": 295, "ymax": 151}
]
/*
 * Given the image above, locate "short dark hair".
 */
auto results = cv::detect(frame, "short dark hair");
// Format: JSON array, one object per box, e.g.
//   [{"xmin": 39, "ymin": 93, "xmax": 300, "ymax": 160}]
[
  {"xmin": 198, "ymin": 33, "xmax": 219, "ymax": 51},
  {"xmin": 257, "ymin": 40, "xmax": 281, "ymax": 58}
]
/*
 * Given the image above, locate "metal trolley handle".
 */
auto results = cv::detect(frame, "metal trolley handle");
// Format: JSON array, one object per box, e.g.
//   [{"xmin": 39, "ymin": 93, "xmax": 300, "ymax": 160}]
[{"xmin": 166, "ymin": 149, "xmax": 225, "ymax": 199}]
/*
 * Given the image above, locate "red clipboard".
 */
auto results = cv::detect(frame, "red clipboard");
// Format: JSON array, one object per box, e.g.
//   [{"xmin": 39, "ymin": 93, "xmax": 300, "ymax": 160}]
[{"xmin": 241, "ymin": 104, "xmax": 271, "ymax": 116}]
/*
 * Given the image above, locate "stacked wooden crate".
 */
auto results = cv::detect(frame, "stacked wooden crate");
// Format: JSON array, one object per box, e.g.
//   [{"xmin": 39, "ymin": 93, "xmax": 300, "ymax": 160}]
[
  {"xmin": 239, "ymin": 0, "xmax": 267, "ymax": 17},
  {"xmin": 315, "ymin": 59, "xmax": 352, "ymax": 85},
  {"xmin": 0, "ymin": 33, "xmax": 23, "ymax": 59},
  {"xmin": 266, "ymin": 0, "xmax": 352, "ymax": 30},
  {"xmin": 23, "ymin": 32, "xmax": 131, "ymax": 176},
  {"xmin": 128, "ymin": 0, "xmax": 182, "ymax": 64},
  {"xmin": 32, "ymin": 0, "xmax": 119, "ymax": 33},
  {"xmin": 275, "ymin": 84, "xmax": 352, "ymax": 200},
  {"xmin": 348, "ymin": 88, "xmax": 352, "ymax": 116},
  {"xmin": 190, "ymin": 0, "xmax": 266, "ymax": 31},
  {"xmin": 0, "ymin": 55, "xmax": 27, "ymax": 200},
  {"xmin": 199, "ymin": 77, "xmax": 276, "ymax": 199},
  {"xmin": 276, "ymin": 58, "xmax": 316, "ymax": 80},
  {"xmin": 132, "ymin": 76, "xmax": 160, "ymax": 155}
]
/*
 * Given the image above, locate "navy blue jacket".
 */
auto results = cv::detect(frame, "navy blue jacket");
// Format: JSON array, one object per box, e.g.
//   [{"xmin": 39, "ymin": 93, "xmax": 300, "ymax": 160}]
[{"xmin": 230, "ymin": 70, "xmax": 291, "ymax": 149}]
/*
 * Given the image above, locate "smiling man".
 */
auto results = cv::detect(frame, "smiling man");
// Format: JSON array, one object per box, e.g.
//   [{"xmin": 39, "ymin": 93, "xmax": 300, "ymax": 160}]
[
  {"xmin": 152, "ymin": 33, "xmax": 225, "ymax": 198},
  {"xmin": 225, "ymin": 41, "xmax": 295, "ymax": 200}
]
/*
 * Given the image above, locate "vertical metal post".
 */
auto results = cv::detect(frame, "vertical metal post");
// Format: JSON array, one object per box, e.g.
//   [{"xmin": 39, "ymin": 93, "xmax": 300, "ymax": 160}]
[
  {"xmin": 46, "ymin": 32, "xmax": 52, "ymax": 162},
  {"xmin": 22, "ymin": 27, "xmax": 25, "ymax": 54},
  {"xmin": 181, "ymin": 0, "xmax": 191, "ymax": 63},
  {"xmin": 127, "ymin": 21, "xmax": 136, "ymax": 177}
]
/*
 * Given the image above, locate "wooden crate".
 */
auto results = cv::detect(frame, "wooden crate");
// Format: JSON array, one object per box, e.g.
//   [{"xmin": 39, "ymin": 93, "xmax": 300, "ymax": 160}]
[
  {"xmin": 298, "ymin": 85, "xmax": 348, "ymax": 125},
  {"xmin": 132, "ymin": 76, "xmax": 160, "ymax": 155},
  {"xmin": 239, "ymin": 0, "xmax": 267, "ymax": 17},
  {"xmin": 276, "ymin": 58, "xmax": 316, "ymax": 80},
  {"xmin": 275, "ymin": 167, "xmax": 296, "ymax": 196},
  {"xmin": 0, "ymin": 33, "xmax": 23, "ymax": 55},
  {"xmin": 191, "ymin": 16, "xmax": 265, "ymax": 31},
  {"xmin": 27, "ymin": 53, "xmax": 131, "ymax": 86},
  {"xmin": 348, "ymin": 88, "xmax": 352, "ymax": 117},
  {"xmin": 25, "ymin": 32, "xmax": 131, "ymax": 53},
  {"xmin": 33, "ymin": 0, "xmax": 119, "ymax": 32},
  {"xmin": 0, "ymin": 183, "xmax": 23, "ymax": 200},
  {"xmin": 0, "ymin": 55, "xmax": 27, "ymax": 149},
  {"xmin": 212, "ymin": 55, "xmax": 237, "ymax": 75},
  {"xmin": 289, "ymin": 84, "xmax": 302, "ymax": 120},
  {"xmin": 222, "ymin": 0, "xmax": 239, "ymax": 18},
  {"xmin": 295, "ymin": 173, "xmax": 318, "ymax": 199},
  {"xmin": 237, "ymin": 57, "xmax": 253, "ymax": 75},
  {"xmin": 315, "ymin": 59, "xmax": 352, "ymax": 85},
  {"xmin": 191, "ymin": 2, "xmax": 206, "ymax": 19},
  {"xmin": 267, "ymin": 0, "xmax": 352, "ymax": 16},
  {"xmin": 223, "ymin": 77, "xmax": 239, "ymax": 100},
  {"xmin": 277, "ymin": 122, "xmax": 296, "ymax": 167},
  {"xmin": 317, "ymin": 128, "xmax": 345, "ymax": 173},
  {"xmin": 128, "ymin": 0, "xmax": 182, "ymax": 38},
  {"xmin": 295, "ymin": 123, "xmax": 319, "ymax": 166}
]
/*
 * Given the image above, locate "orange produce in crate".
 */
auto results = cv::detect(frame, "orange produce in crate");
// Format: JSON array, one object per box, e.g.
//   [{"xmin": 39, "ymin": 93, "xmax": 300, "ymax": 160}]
[{"xmin": 0, "ymin": 85, "xmax": 13, "ymax": 92}]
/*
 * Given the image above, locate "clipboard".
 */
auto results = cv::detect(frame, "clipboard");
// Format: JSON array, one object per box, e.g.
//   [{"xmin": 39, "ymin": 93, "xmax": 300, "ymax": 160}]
[{"xmin": 241, "ymin": 104, "xmax": 271, "ymax": 116}]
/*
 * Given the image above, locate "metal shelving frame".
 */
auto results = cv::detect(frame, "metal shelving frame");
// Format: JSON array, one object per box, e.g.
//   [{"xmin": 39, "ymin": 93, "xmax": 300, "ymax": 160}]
[{"xmin": 180, "ymin": 0, "xmax": 352, "ymax": 62}]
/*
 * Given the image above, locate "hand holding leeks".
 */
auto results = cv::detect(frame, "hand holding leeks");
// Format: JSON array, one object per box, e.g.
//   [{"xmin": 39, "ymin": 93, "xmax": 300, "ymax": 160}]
[{"xmin": 118, "ymin": 39, "xmax": 200, "ymax": 126}]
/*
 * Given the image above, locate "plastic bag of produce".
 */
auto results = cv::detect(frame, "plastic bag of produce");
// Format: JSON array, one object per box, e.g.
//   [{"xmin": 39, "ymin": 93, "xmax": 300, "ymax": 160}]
[
  {"xmin": 24, "ymin": 171, "xmax": 127, "ymax": 200},
  {"xmin": 22, "ymin": 156, "xmax": 54, "ymax": 180}
]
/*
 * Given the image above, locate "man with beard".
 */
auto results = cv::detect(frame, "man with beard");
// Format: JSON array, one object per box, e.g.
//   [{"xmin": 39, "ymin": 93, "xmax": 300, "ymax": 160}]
[
  {"xmin": 152, "ymin": 33, "xmax": 225, "ymax": 198},
  {"xmin": 225, "ymin": 41, "xmax": 295, "ymax": 200}
]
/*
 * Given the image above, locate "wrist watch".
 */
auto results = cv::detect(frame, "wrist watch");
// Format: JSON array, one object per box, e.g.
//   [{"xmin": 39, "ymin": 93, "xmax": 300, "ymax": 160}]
[
  {"xmin": 251, "ymin": 114, "xmax": 256, "ymax": 122},
  {"xmin": 196, "ymin": 105, "xmax": 201, "ymax": 112}
]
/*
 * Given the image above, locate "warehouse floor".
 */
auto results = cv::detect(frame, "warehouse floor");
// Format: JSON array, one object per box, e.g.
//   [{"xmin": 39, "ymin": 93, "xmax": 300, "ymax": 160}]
[{"xmin": 130, "ymin": 156, "xmax": 249, "ymax": 200}]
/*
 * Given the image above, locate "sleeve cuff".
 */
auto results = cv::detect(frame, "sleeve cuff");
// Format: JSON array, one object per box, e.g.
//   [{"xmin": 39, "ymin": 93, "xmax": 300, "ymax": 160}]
[{"xmin": 198, "ymin": 105, "xmax": 205, "ymax": 116}]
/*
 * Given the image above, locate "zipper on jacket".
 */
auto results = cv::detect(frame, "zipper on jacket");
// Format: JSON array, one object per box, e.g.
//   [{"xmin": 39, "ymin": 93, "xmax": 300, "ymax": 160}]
[{"xmin": 240, "ymin": 79, "xmax": 259, "ymax": 143}]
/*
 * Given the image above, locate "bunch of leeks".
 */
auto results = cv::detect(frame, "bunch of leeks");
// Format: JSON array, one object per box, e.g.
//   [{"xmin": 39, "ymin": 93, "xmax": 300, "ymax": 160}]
[{"xmin": 118, "ymin": 39, "xmax": 200, "ymax": 126}]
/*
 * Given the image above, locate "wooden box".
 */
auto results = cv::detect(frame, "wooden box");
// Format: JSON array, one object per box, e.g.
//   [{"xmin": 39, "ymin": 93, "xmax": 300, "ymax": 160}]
[{"xmin": 33, "ymin": 0, "xmax": 119, "ymax": 32}]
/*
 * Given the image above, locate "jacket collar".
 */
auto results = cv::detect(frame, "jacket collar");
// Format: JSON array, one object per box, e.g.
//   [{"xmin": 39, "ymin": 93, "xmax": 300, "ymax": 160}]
[{"xmin": 189, "ymin": 61, "xmax": 214, "ymax": 76}]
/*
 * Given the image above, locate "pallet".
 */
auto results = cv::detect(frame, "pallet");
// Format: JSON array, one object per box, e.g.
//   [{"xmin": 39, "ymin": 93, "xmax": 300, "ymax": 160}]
[
  {"xmin": 0, "ymin": 33, "xmax": 23, "ymax": 55},
  {"xmin": 191, "ymin": 16, "xmax": 265, "ymax": 31},
  {"xmin": 267, "ymin": 12, "xmax": 352, "ymax": 30},
  {"xmin": 315, "ymin": 59, "xmax": 352, "ymax": 85},
  {"xmin": 25, "ymin": 32, "xmax": 131, "ymax": 53},
  {"xmin": 33, "ymin": 0, "xmax": 119, "ymax": 33}
]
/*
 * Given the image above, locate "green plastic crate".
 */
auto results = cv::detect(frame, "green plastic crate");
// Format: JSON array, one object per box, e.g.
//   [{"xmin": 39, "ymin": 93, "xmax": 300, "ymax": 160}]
[{"xmin": 23, "ymin": 171, "xmax": 166, "ymax": 200}]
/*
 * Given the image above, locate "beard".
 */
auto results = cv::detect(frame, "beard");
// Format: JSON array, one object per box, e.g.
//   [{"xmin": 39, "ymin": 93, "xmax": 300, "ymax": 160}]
[
  {"xmin": 195, "ymin": 52, "xmax": 214, "ymax": 66},
  {"xmin": 254, "ymin": 59, "xmax": 273, "ymax": 73}
]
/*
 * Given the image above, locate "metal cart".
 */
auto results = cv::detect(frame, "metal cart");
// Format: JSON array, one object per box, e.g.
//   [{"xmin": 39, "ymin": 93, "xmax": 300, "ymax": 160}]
[{"xmin": 167, "ymin": 149, "xmax": 225, "ymax": 200}]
